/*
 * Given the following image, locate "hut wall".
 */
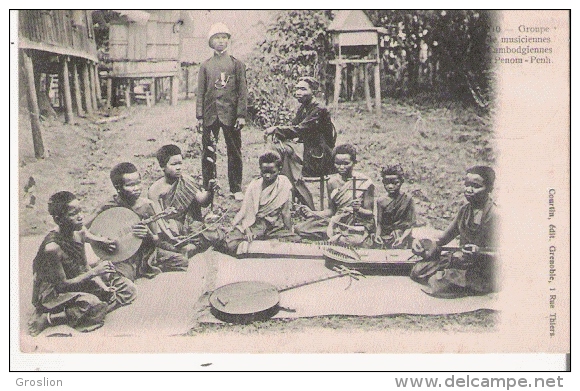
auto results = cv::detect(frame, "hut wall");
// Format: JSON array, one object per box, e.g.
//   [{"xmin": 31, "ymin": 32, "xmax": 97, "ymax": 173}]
[
  {"xmin": 109, "ymin": 10, "xmax": 180, "ymax": 78},
  {"xmin": 19, "ymin": 10, "xmax": 97, "ymax": 61},
  {"xmin": 339, "ymin": 31, "xmax": 377, "ymax": 47}
]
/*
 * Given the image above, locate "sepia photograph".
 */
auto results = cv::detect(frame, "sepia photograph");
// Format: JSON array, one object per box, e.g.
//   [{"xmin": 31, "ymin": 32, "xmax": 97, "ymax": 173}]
[{"xmin": 11, "ymin": 9, "xmax": 569, "ymax": 370}]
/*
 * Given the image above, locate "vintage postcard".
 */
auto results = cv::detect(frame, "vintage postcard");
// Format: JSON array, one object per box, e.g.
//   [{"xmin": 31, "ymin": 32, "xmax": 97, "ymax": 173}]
[{"xmin": 10, "ymin": 9, "xmax": 570, "ymax": 370}]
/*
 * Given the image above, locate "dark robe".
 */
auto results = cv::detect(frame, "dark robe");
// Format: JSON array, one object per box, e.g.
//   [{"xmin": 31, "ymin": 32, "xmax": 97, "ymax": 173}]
[
  {"xmin": 31, "ymin": 230, "xmax": 136, "ymax": 332},
  {"xmin": 273, "ymin": 98, "xmax": 336, "ymax": 177},
  {"xmin": 410, "ymin": 198, "xmax": 498, "ymax": 297},
  {"xmin": 376, "ymin": 192, "xmax": 416, "ymax": 249}
]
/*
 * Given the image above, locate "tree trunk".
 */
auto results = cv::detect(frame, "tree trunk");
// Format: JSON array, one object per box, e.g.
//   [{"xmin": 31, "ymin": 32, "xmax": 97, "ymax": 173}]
[{"xmin": 22, "ymin": 50, "xmax": 44, "ymax": 158}]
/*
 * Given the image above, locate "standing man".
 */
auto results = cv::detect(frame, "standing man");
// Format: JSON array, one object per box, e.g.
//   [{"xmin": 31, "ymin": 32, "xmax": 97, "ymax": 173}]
[{"xmin": 197, "ymin": 22, "xmax": 248, "ymax": 201}]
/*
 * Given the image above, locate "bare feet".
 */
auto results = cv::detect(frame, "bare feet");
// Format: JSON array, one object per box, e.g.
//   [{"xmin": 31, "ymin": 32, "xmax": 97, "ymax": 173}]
[{"xmin": 28, "ymin": 312, "xmax": 50, "ymax": 336}]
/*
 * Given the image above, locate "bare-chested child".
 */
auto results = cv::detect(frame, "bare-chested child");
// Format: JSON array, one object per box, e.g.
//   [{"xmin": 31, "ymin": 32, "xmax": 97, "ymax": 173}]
[
  {"xmin": 28, "ymin": 191, "xmax": 137, "ymax": 336},
  {"xmin": 410, "ymin": 165, "xmax": 498, "ymax": 297},
  {"xmin": 148, "ymin": 144, "xmax": 222, "ymax": 255},
  {"xmin": 294, "ymin": 144, "xmax": 375, "ymax": 248},
  {"xmin": 221, "ymin": 151, "xmax": 300, "ymax": 255},
  {"xmin": 374, "ymin": 163, "xmax": 417, "ymax": 249},
  {"xmin": 86, "ymin": 162, "xmax": 188, "ymax": 281}
]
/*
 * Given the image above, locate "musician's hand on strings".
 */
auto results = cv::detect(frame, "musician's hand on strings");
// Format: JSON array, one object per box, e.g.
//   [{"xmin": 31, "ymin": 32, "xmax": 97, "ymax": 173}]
[
  {"xmin": 341, "ymin": 206, "xmax": 354, "ymax": 215},
  {"xmin": 244, "ymin": 227, "xmax": 254, "ymax": 243},
  {"xmin": 188, "ymin": 235, "xmax": 202, "ymax": 246},
  {"xmin": 392, "ymin": 230, "xmax": 404, "ymax": 248},
  {"xmin": 462, "ymin": 244, "xmax": 480, "ymax": 255},
  {"xmin": 92, "ymin": 261, "xmax": 115, "ymax": 277},
  {"xmin": 101, "ymin": 237, "xmax": 117, "ymax": 253},
  {"xmin": 297, "ymin": 204, "xmax": 313, "ymax": 217},
  {"xmin": 351, "ymin": 198, "xmax": 362, "ymax": 212},
  {"xmin": 412, "ymin": 238, "xmax": 438, "ymax": 259},
  {"xmin": 103, "ymin": 284, "xmax": 117, "ymax": 293},
  {"xmin": 131, "ymin": 222, "xmax": 151, "ymax": 239},
  {"xmin": 411, "ymin": 238, "xmax": 425, "ymax": 256}
]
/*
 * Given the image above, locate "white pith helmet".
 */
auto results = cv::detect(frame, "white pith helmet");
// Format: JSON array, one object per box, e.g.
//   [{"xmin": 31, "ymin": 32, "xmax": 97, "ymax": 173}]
[{"xmin": 208, "ymin": 22, "xmax": 231, "ymax": 44}]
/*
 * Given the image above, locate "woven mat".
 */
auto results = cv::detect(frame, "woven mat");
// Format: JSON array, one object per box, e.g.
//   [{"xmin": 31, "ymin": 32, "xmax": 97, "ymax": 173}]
[
  {"xmin": 18, "ymin": 237, "xmax": 496, "ymax": 338},
  {"xmin": 192, "ymin": 251, "xmax": 498, "ymax": 324}
]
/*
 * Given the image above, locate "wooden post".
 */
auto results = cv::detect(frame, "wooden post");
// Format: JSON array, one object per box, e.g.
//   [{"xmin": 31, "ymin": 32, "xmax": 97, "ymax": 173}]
[
  {"xmin": 72, "ymin": 61, "xmax": 84, "ymax": 117},
  {"xmin": 94, "ymin": 64, "xmax": 102, "ymax": 106},
  {"xmin": 185, "ymin": 67, "xmax": 189, "ymax": 100},
  {"xmin": 81, "ymin": 61, "xmax": 93, "ymax": 115},
  {"xmin": 350, "ymin": 64, "xmax": 358, "ymax": 101},
  {"xmin": 61, "ymin": 56, "xmax": 74, "ymax": 123},
  {"xmin": 106, "ymin": 77, "xmax": 112, "ymax": 108},
  {"xmin": 89, "ymin": 62, "xmax": 98, "ymax": 110},
  {"xmin": 22, "ymin": 50, "xmax": 44, "ymax": 158},
  {"xmin": 124, "ymin": 79, "xmax": 132, "ymax": 108},
  {"xmin": 319, "ymin": 176, "xmax": 325, "ymax": 211},
  {"xmin": 333, "ymin": 63, "xmax": 342, "ymax": 110},
  {"xmin": 363, "ymin": 64, "xmax": 373, "ymax": 113},
  {"xmin": 374, "ymin": 62, "xmax": 381, "ymax": 114},
  {"xmin": 170, "ymin": 75, "xmax": 178, "ymax": 105},
  {"xmin": 151, "ymin": 78, "xmax": 156, "ymax": 105}
]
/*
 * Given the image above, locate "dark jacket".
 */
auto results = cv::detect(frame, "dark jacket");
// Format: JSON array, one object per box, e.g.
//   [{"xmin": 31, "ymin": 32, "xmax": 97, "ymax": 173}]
[
  {"xmin": 196, "ymin": 52, "xmax": 248, "ymax": 127},
  {"xmin": 273, "ymin": 99, "xmax": 337, "ymax": 177}
]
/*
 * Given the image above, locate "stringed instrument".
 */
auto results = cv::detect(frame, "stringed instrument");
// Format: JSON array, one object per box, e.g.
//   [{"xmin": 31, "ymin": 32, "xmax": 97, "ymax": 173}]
[
  {"xmin": 89, "ymin": 207, "xmax": 176, "ymax": 263},
  {"xmin": 209, "ymin": 265, "xmax": 363, "ymax": 323},
  {"xmin": 322, "ymin": 245, "xmax": 417, "ymax": 275}
]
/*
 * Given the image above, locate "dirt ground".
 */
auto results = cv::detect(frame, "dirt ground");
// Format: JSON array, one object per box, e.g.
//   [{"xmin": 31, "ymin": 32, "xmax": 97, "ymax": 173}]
[{"xmin": 17, "ymin": 96, "xmax": 497, "ymax": 333}]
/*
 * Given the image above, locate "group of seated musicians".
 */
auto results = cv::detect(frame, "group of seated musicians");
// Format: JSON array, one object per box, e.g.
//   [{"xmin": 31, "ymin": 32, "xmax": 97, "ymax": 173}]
[{"xmin": 28, "ymin": 140, "xmax": 497, "ymax": 336}]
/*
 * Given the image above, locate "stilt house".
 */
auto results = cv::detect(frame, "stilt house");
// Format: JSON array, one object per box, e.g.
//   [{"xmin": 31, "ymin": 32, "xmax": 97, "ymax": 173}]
[{"xmin": 19, "ymin": 10, "xmax": 101, "ymax": 158}]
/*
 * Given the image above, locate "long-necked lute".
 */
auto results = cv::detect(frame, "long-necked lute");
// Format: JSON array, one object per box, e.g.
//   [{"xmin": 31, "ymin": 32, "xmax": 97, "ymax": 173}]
[{"xmin": 209, "ymin": 265, "xmax": 363, "ymax": 323}]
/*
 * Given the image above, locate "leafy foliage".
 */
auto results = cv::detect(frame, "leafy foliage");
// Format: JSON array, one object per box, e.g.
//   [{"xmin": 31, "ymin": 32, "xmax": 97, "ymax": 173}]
[
  {"xmin": 91, "ymin": 10, "xmax": 118, "ymax": 61},
  {"xmin": 247, "ymin": 10, "xmax": 494, "ymax": 126},
  {"xmin": 366, "ymin": 10, "xmax": 494, "ymax": 106},
  {"xmin": 246, "ymin": 11, "xmax": 334, "ymax": 127}
]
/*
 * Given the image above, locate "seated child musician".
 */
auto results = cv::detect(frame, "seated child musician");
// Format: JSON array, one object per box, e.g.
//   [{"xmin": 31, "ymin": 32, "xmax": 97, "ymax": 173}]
[
  {"xmin": 295, "ymin": 144, "xmax": 375, "ymax": 248},
  {"xmin": 28, "ymin": 191, "xmax": 136, "ymax": 336},
  {"xmin": 409, "ymin": 165, "xmax": 498, "ymax": 298},
  {"xmin": 86, "ymin": 162, "xmax": 188, "ymax": 281},
  {"xmin": 374, "ymin": 163, "xmax": 416, "ymax": 249},
  {"xmin": 222, "ymin": 151, "xmax": 300, "ymax": 255},
  {"xmin": 148, "ymin": 144, "xmax": 221, "ymax": 255}
]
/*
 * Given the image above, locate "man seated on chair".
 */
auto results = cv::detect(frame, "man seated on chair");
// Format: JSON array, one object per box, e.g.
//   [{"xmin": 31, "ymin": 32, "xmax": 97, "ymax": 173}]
[
  {"xmin": 221, "ymin": 151, "xmax": 301, "ymax": 256},
  {"xmin": 294, "ymin": 144, "xmax": 375, "ymax": 248},
  {"xmin": 263, "ymin": 76, "xmax": 336, "ymax": 210},
  {"xmin": 148, "ymin": 144, "xmax": 223, "ymax": 257}
]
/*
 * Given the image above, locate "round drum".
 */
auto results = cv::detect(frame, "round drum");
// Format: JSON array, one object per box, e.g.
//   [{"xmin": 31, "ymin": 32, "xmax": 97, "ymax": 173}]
[{"xmin": 89, "ymin": 207, "xmax": 142, "ymax": 263}]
